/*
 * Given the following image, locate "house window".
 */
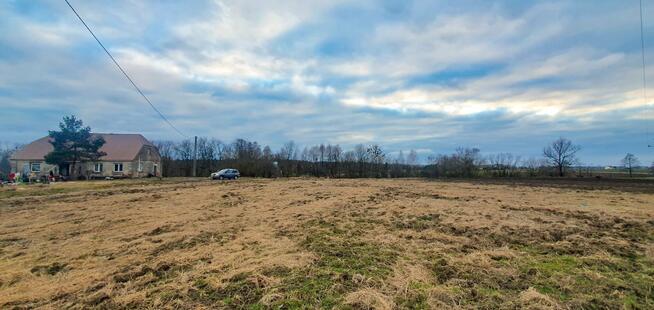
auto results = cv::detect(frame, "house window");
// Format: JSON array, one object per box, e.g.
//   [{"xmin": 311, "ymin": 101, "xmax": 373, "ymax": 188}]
[
  {"xmin": 113, "ymin": 163, "xmax": 123, "ymax": 172},
  {"xmin": 94, "ymin": 163, "xmax": 103, "ymax": 173},
  {"xmin": 30, "ymin": 163, "xmax": 41, "ymax": 172}
]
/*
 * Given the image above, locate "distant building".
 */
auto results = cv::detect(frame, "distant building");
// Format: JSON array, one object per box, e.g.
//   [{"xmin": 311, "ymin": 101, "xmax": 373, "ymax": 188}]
[{"xmin": 10, "ymin": 133, "xmax": 161, "ymax": 179}]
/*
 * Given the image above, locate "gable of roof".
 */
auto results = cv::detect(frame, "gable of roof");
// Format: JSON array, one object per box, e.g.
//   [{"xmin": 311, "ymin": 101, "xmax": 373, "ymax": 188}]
[{"xmin": 11, "ymin": 133, "xmax": 156, "ymax": 162}]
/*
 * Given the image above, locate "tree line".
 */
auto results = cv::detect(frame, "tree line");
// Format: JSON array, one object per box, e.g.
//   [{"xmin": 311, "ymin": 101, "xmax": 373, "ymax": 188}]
[
  {"xmin": 1, "ymin": 136, "xmax": 651, "ymax": 180},
  {"xmin": 1, "ymin": 115, "xmax": 652, "ymax": 181},
  {"xmin": 153, "ymin": 138, "xmax": 421, "ymax": 178},
  {"xmin": 151, "ymin": 137, "xmax": 652, "ymax": 178}
]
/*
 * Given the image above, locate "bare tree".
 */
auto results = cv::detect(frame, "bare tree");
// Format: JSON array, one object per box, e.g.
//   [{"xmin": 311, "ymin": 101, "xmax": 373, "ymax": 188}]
[
  {"xmin": 522, "ymin": 157, "xmax": 547, "ymax": 177},
  {"xmin": 453, "ymin": 147, "xmax": 483, "ymax": 177},
  {"xmin": 621, "ymin": 153, "xmax": 640, "ymax": 177},
  {"xmin": 279, "ymin": 141, "xmax": 297, "ymax": 161},
  {"xmin": 367, "ymin": 144, "xmax": 386, "ymax": 177},
  {"xmin": 153, "ymin": 140, "xmax": 176, "ymax": 177},
  {"xmin": 300, "ymin": 146, "xmax": 310, "ymax": 162},
  {"xmin": 488, "ymin": 153, "xmax": 521, "ymax": 177},
  {"xmin": 175, "ymin": 139, "xmax": 194, "ymax": 161},
  {"xmin": 262, "ymin": 145, "xmax": 273, "ymax": 161},
  {"xmin": 354, "ymin": 144, "xmax": 368, "ymax": 177},
  {"xmin": 326, "ymin": 144, "xmax": 342, "ymax": 177},
  {"xmin": 367, "ymin": 145, "xmax": 385, "ymax": 164},
  {"xmin": 406, "ymin": 149, "xmax": 418, "ymax": 165},
  {"xmin": 543, "ymin": 137, "xmax": 581, "ymax": 177},
  {"xmin": 396, "ymin": 150, "xmax": 405, "ymax": 165},
  {"xmin": 208, "ymin": 139, "xmax": 226, "ymax": 160}
]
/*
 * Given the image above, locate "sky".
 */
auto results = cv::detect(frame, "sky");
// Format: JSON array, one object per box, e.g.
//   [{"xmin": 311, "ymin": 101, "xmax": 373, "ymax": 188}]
[{"xmin": 1, "ymin": 0, "xmax": 653, "ymax": 166}]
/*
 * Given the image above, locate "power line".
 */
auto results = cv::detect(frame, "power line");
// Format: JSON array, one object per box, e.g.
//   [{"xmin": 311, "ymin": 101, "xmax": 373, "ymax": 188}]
[{"xmin": 64, "ymin": 0, "xmax": 188, "ymax": 139}]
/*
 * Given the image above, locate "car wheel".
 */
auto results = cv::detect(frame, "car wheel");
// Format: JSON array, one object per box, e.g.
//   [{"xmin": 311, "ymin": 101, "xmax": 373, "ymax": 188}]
[
  {"xmin": 234, "ymin": 176, "xmax": 239, "ymax": 180},
  {"xmin": 219, "ymin": 176, "xmax": 224, "ymax": 180}
]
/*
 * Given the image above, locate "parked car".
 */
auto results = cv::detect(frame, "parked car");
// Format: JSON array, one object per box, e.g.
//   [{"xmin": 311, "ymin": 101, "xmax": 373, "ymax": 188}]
[{"xmin": 211, "ymin": 169, "xmax": 240, "ymax": 180}]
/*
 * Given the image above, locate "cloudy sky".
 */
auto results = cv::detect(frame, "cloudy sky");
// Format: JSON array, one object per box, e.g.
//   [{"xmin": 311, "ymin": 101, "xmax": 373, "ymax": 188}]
[{"xmin": 1, "ymin": 0, "xmax": 653, "ymax": 165}]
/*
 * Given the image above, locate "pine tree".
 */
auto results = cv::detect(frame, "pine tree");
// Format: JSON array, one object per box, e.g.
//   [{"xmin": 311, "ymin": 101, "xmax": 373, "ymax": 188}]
[{"xmin": 44, "ymin": 115, "xmax": 106, "ymax": 179}]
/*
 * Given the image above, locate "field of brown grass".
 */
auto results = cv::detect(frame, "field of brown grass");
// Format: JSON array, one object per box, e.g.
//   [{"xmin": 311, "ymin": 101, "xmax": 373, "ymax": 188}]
[{"xmin": 0, "ymin": 178, "xmax": 653, "ymax": 309}]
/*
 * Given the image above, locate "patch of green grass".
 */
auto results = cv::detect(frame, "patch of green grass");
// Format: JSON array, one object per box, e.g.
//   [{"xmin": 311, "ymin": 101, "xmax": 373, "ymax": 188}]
[
  {"xmin": 186, "ymin": 217, "xmax": 401, "ymax": 309},
  {"xmin": 270, "ymin": 219, "xmax": 398, "ymax": 308},
  {"xmin": 190, "ymin": 273, "xmax": 265, "ymax": 309},
  {"xmin": 301, "ymin": 219, "xmax": 397, "ymax": 279},
  {"xmin": 261, "ymin": 265, "xmax": 292, "ymax": 277},
  {"xmin": 302, "ymin": 235, "xmax": 396, "ymax": 279},
  {"xmin": 523, "ymin": 254, "xmax": 580, "ymax": 276},
  {"xmin": 429, "ymin": 257, "xmax": 457, "ymax": 284},
  {"xmin": 396, "ymin": 292, "xmax": 429, "ymax": 309},
  {"xmin": 514, "ymin": 248, "xmax": 654, "ymax": 308},
  {"xmin": 151, "ymin": 231, "xmax": 232, "ymax": 255},
  {"xmin": 476, "ymin": 286, "xmax": 504, "ymax": 299},
  {"xmin": 393, "ymin": 214, "xmax": 441, "ymax": 231},
  {"xmin": 418, "ymin": 242, "xmax": 653, "ymax": 309},
  {"xmin": 273, "ymin": 272, "xmax": 343, "ymax": 308},
  {"xmin": 396, "ymin": 281, "xmax": 431, "ymax": 309}
]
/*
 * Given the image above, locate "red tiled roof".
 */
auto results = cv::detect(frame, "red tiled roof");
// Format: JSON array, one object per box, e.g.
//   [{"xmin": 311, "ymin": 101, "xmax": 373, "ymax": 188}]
[{"xmin": 11, "ymin": 133, "xmax": 155, "ymax": 161}]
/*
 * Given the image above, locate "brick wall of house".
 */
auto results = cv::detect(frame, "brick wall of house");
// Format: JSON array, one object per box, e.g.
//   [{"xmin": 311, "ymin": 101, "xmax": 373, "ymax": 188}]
[
  {"xmin": 10, "ymin": 140, "xmax": 162, "ymax": 179},
  {"xmin": 131, "ymin": 145, "xmax": 162, "ymax": 177},
  {"xmin": 10, "ymin": 160, "xmax": 58, "ymax": 178},
  {"xmin": 11, "ymin": 156, "xmax": 160, "ymax": 179}
]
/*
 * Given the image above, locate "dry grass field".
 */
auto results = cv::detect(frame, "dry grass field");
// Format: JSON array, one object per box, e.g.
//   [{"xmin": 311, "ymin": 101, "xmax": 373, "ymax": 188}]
[{"xmin": 0, "ymin": 178, "xmax": 653, "ymax": 309}]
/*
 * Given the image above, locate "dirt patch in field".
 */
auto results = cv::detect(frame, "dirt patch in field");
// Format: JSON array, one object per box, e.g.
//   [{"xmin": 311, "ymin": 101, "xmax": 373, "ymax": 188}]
[{"xmin": 0, "ymin": 178, "xmax": 652, "ymax": 308}]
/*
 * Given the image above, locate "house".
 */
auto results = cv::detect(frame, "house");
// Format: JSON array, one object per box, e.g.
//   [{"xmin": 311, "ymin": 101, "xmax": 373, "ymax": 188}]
[{"xmin": 10, "ymin": 133, "xmax": 161, "ymax": 179}]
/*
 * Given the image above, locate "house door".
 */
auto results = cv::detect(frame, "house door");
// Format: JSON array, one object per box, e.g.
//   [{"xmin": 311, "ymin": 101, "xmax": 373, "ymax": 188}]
[
  {"xmin": 59, "ymin": 164, "xmax": 70, "ymax": 176},
  {"xmin": 153, "ymin": 164, "xmax": 158, "ymax": 177}
]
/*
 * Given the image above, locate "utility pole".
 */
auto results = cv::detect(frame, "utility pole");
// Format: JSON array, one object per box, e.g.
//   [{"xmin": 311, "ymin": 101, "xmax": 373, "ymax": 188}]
[
  {"xmin": 641, "ymin": 1, "xmax": 654, "ymax": 150},
  {"xmin": 192, "ymin": 136, "xmax": 197, "ymax": 177}
]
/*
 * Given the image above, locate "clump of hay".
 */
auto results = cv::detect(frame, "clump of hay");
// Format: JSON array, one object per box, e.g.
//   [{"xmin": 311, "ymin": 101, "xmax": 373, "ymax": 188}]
[{"xmin": 519, "ymin": 287, "xmax": 561, "ymax": 309}]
